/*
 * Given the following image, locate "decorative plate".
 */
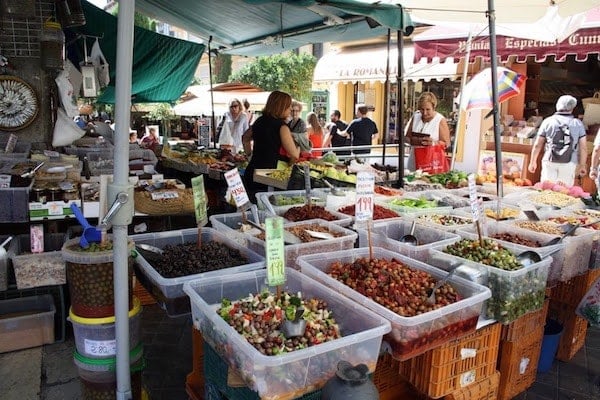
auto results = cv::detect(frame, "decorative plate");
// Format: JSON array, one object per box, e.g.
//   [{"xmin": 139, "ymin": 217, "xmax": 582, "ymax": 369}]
[{"xmin": 0, "ymin": 75, "xmax": 39, "ymax": 131}]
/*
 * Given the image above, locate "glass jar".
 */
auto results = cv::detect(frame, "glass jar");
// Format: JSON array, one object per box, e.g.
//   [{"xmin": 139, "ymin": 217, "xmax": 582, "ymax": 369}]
[
  {"xmin": 30, "ymin": 184, "xmax": 48, "ymax": 203},
  {"xmin": 54, "ymin": 0, "xmax": 86, "ymax": 28},
  {"xmin": 47, "ymin": 185, "xmax": 63, "ymax": 202},
  {"xmin": 40, "ymin": 21, "xmax": 65, "ymax": 70},
  {"xmin": 63, "ymin": 187, "xmax": 79, "ymax": 201}
]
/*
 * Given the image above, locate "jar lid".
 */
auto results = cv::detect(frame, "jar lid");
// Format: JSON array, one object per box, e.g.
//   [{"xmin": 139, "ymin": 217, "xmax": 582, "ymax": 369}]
[
  {"xmin": 43, "ymin": 21, "xmax": 62, "ymax": 30},
  {"xmin": 32, "ymin": 184, "xmax": 47, "ymax": 191}
]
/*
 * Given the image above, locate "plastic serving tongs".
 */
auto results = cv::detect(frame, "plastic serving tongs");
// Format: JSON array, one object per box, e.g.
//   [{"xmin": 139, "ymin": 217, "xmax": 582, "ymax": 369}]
[{"xmin": 70, "ymin": 203, "xmax": 102, "ymax": 248}]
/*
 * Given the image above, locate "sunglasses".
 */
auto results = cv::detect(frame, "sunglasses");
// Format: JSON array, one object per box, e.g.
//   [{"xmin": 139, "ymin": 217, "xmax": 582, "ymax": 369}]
[{"xmin": 230, "ymin": 104, "xmax": 240, "ymax": 108}]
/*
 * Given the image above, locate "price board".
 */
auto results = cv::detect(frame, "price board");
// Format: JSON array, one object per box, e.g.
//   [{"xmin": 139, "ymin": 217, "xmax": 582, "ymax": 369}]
[
  {"xmin": 191, "ymin": 175, "xmax": 208, "ymax": 227},
  {"xmin": 224, "ymin": 168, "xmax": 251, "ymax": 210},
  {"xmin": 355, "ymin": 172, "xmax": 375, "ymax": 222},
  {"xmin": 265, "ymin": 217, "xmax": 286, "ymax": 286}
]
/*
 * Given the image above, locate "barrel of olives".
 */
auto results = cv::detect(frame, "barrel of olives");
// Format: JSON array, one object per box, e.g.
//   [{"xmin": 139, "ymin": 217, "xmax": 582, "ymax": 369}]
[
  {"xmin": 74, "ymin": 343, "xmax": 144, "ymax": 400},
  {"xmin": 63, "ymin": 237, "xmax": 134, "ymax": 318}
]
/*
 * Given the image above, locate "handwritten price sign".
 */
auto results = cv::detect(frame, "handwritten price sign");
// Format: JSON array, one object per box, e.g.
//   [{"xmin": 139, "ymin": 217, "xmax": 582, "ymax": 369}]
[
  {"xmin": 224, "ymin": 168, "xmax": 250, "ymax": 209},
  {"xmin": 467, "ymin": 173, "xmax": 480, "ymax": 221},
  {"xmin": 265, "ymin": 217, "xmax": 286, "ymax": 286},
  {"xmin": 355, "ymin": 172, "xmax": 375, "ymax": 222},
  {"xmin": 191, "ymin": 175, "xmax": 208, "ymax": 227}
]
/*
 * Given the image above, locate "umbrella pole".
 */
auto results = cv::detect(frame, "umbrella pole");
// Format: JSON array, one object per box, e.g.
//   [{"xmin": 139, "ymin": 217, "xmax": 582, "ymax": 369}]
[
  {"xmin": 488, "ymin": 0, "xmax": 503, "ymax": 198},
  {"xmin": 451, "ymin": 32, "xmax": 473, "ymax": 170},
  {"xmin": 395, "ymin": 29, "xmax": 405, "ymax": 188},
  {"xmin": 382, "ymin": 28, "xmax": 391, "ymax": 166},
  {"xmin": 208, "ymin": 36, "xmax": 217, "ymax": 148}
]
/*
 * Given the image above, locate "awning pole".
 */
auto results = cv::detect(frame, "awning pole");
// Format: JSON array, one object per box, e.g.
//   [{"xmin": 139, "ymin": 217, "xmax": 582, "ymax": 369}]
[
  {"xmin": 396, "ymin": 29, "xmax": 405, "ymax": 188},
  {"xmin": 451, "ymin": 31, "xmax": 473, "ymax": 170},
  {"xmin": 488, "ymin": 0, "xmax": 503, "ymax": 198},
  {"xmin": 382, "ymin": 29, "xmax": 391, "ymax": 165},
  {"xmin": 208, "ymin": 36, "xmax": 217, "ymax": 148}
]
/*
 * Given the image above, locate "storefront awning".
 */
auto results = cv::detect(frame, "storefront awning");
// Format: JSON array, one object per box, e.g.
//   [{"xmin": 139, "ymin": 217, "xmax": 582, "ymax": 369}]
[
  {"xmin": 413, "ymin": 7, "xmax": 600, "ymax": 63},
  {"xmin": 313, "ymin": 46, "xmax": 460, "ymax": 83}
]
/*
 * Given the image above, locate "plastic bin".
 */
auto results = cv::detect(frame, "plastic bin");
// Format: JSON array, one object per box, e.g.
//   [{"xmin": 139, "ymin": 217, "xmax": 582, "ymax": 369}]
[
  {"xmin": 74, "ymin": 343, "xmax": 144, "ymax": 400},
  {"xmin": 377, "ymin": 191, "xmax": 454, "ymax": 214},
  {"xmin": 68, "ymin": 297, "xmax": 142, "ymax": 359},
  {"xmin": 243, "ymin": 218, "xmax": 358, "ymax": 269},
  {"xmin": 356, "ymin": 219, "xmax": 461, "ymax": 262},
  {"xmin": 404, "ymin": 209, "xmax": 474, "ymax": 232},
  {"xmin": 0, "ymin": 180, "xmax": 32, "ymax": 222},
  {"xmin": 298, "ymin": 248, "xmax": 491, "ymax": 361},
  {"xmin": 183, "ymin": 268, "xmax": 390, "ymax": 400},
  {"xmin": 131, "ymin": 227, "xmax": 264, "ymax": 317},
  {"xmin": 266, "ymin": 201, "xmax": 354, "ymax": 227},
  {"xmin": 0, "ymin": 294, "xmax": 55, "ymax": 353},
  {"xmin": 256, "ymin": 189, "xmax": 328, "ymax": 214},
  {"xmin": 62, "ymin": 237, "xmax": 135, "ymax": 318},
  {"xmin": 209, "ymin": 206, "xmax": 275, "ymax": 246},
  {"xmin": 429, "ymin": 240, "xmax": 551, "ymax": 324},
  {"xmin": 9, "ymin": 233, "xmax": 66, "ymax": 289}
]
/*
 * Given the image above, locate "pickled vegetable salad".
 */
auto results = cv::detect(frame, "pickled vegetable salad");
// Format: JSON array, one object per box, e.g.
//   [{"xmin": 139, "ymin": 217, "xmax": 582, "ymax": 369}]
[{"xmin": 217, "ymin": 291, "xmax": 341, "ymax": 355}]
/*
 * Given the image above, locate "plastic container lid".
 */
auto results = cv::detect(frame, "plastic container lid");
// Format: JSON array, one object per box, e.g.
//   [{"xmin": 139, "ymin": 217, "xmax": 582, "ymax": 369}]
[
  {"xmin": 69, "ymin": 297, "xmax": 141, "ymax": 325},
  {"xmin": 74, "ymin": 343, "xmax": 144, "ymax": 372}
]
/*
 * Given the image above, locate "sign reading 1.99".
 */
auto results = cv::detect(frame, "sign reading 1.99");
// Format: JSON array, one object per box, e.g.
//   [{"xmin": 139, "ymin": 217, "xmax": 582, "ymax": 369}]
[{"xmin": 355, "ymin": 171, "xmax": 375, "ymax": 222}]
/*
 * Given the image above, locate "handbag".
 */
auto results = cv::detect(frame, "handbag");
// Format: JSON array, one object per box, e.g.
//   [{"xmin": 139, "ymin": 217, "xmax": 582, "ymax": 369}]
[{"xmin": 413, "ymin": 144, "xmax": 450, "ymax": 174}]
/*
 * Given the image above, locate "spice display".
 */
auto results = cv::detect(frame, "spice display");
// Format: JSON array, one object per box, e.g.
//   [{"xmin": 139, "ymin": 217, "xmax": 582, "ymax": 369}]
[
  {"xmin": 528, "ymin": 190, "xmax": 580, "ymax": 207},
  {"xmin": 547, "ymin": 215, "xmax": 600, "ymax": 230},
  {"xmin": 256, "ymin": 223, "xmax": 343, "ymax": 243},
  {"xmin": 416, "ymin": 214, "xmax": 472, "ymax": 226},
  {"xmin": 484, "ymin": 207, "xmax": 520, "ymax": 220},
  {"xmin": 444, "ymin": 239, "xmax": 522, "ymax": 271},
  {"xmin": 490, "ymin": 233, "xmax": 541, "ymax": 247},
  {"xmin": 513, "ymin": 220, "xmax": 564, "ymax": 235},
  {"xmin": 337, "ymin": 204, "xmax": 399, "ymax": 220},
  {"xmin": 283, "ymin": 205, "xmax": 338, "ymax": 221},
  {"xmin": 217, "ymin": 290, "xmax": 341, "ymax": 355}
]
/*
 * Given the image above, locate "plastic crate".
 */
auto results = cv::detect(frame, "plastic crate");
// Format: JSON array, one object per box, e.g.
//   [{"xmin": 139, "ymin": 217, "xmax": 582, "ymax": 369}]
[
  {"xmin": 429, "ymin": 242, "xmax": 551, "ymax": 324},
  {"xmin": 243, "ymin": 219, "xmax": 358, "ymax": 269},
  {"xmin": 501, "ymin": 298, "xmax": 549, "ymax": 342},
  {"xmin": 550, "ymin": 268, "xmax": 600, "ymax": 307},
  {"xmin": 497, "ymin": 326, "xmax": 544, "ymax": 400},
  {"xmin": 372, "ymin": 353, "xmax": 423, "ymax": 400},
  {"xmin": 547, "ymin": 300, "xmax": 588, "ymax": 362},
  {"xmin": 255, "ymin": 189, "xmax": 327, "ymax": 214},
  {"xmin": 9, "ymin": 233, "xmax": 66, "ymax": 289},
  {"xmin": 131, "ymin": 227, "xmax": 265, "ymax": 317},
  {"xmin": 0, "ymin": 294, "xmax": 55, "ymax": 353},
  {"xmin": 404, "ymin": 210, "xmax": 474, "ymax": 233},
  {"xmin": 183, "ymin": 268, "xmax": 390, "ymax": 400},
  {"xmin": 265, "ymin": 201, "xmax": 354, "ymax": 227},
  {"xmin": 398, "ymin": 323, "xmax": 501, "ymax": 399},
  {"xmin": 443, "ymin": 370, "xmax": 500, "ymax": 400},
  {"xmin": 299, "ymin": 248, "xmax": 491, "ymax": 361},
  {"xmin": 0, "ymin": 180, "xmax": 32, "ymax": 222},
  {"xmin": 208, "ymin": 206, "xmax": 277, "ymax": 247},
  {"xmin": 356, "ymin": 219, "xmax": 461, "ymax": 262}
]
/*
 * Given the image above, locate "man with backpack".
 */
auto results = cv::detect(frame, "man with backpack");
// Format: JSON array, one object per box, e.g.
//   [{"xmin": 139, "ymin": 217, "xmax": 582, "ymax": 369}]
[{"xmin": 528, "ymin": 95, "xmax": 587, "ymax": 186}]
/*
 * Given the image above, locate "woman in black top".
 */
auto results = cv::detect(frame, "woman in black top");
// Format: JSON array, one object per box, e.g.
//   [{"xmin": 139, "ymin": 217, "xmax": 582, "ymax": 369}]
[{"xmin": 242, "ymin": 90, "xmax": 299, "ymax": 202}]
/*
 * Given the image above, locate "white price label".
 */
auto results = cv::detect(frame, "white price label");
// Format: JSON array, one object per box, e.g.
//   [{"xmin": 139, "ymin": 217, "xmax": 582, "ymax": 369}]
[
  {"xmin": 150, "ymin": 191, "xmax": 179, "ymax": 200},
  {"xmin": 355, "ymin": 172, "xmax": 375, "ymax": 222},
  {"xmin": 224, "ymin": 168, "xmax": 250, "ymax": 209},
  {"xmin": 84, "ymin": 338, "xmax": 117, "ymax": 356},
  {"xmin": 467, "ymin": 174, "xmax": 479, "ymax": 221}
]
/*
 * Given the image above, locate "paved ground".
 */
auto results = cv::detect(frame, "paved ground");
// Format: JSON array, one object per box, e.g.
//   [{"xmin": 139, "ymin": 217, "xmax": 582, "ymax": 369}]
[{"xmin": 0, "ymin": 303, "xmax": 598, "ymax": 400}]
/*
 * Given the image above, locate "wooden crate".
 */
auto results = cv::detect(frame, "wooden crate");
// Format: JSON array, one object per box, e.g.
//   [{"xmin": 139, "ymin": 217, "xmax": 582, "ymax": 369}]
[
  {"xmin": 497, "ymin": 326, "xmax": 543, "ymax": 400},
  {"xmin": 444, "ymin": 371, "xmax": 500, "ymax": 400},
  {"xmin": 550, "ymin": 268, "xmax": 600, "ymax": 307},
  {"xmin": 547, "ymin": 300, "xmax": 589, "ymax": 361},
  {"xmin": 501, "ymin": 298, "xmax": 549, "ymax": 342},
  {"xmin": 399, "ymin": 323, "xmax": 501, "ymax": 399}
]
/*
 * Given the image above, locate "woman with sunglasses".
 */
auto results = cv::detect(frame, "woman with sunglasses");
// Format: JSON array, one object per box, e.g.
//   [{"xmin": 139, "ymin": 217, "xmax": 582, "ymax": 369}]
[{"xmin": 218, "ymin": 98, "xmax": 250, "ymax": 152}]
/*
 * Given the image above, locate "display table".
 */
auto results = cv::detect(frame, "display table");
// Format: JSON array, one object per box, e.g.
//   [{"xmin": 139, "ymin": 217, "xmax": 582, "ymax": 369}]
[{"xmin": 253, "ymin": 169, "xmax": 288, "ymax": 190}]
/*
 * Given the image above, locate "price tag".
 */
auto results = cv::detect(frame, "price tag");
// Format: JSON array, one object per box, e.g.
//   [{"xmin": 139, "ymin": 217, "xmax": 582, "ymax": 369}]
[
  {"xmin": 191, "ymin": 175, "xmax": 208, "ymax": 227},
  {"xmin": 84, "ymin": 338, "xmax": 117, "ymax": 356},
  {"xmin": 355, "ymin": 172, "xmax": 375, "ymax": 222},
  {"xmin": 265, "ymin": 217, "xmax": 286, "ymax": 287},
  {"xmin": 224, "ymin": 168, "xmax": 251, "ymax": 210},
  {"xmin": 150, "ymin": 191, "xmax": 179, "ymax": 200},
  {"xmin": 467, "ymin": 174, "xmax": 479, "ymax": 221}
]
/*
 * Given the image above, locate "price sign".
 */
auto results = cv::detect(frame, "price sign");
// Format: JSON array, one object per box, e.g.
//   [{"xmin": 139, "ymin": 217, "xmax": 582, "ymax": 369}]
[
  {"xmin": 84, "ymin": 338, "xmax": 117, "ymax": 356},
  {"xmin": 191, "ymin": 175, "xmax": 208, "ymax": 227},
  {"xmin": 150, "ymin": 191, "xmax": 179, "ymax": 200},
  {"xmin": 224, "ymin": 168, "xmax": 251, "ymax": 210},
  {"xmin": 467, "ymin": 173, "xmax": 479, "ymax": 221},
  {"xmin": 355, "ymin": 172, "xmax": 375, "ymax": 222},
  {"xmin": 265, "ymin": 217, "xmax": 286, "ymax": 286}
]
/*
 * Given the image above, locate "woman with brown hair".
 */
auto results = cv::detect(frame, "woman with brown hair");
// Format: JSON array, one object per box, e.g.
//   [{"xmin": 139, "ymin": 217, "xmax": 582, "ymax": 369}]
[{"xmin": 242, "ymin": 90, "xmax": 300, "ymax": 201}]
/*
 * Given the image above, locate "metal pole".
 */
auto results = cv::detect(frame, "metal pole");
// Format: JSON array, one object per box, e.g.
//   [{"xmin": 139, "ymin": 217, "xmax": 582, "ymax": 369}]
[
  {"xmin": 382, "ymin": 29, "xmax": 391, "ymax": 165},
  {"xmin": 488, "ymin": 0, "xmax": 503, "ymax": 198},
  {"xmin": 113, "ymin": 1, "xmax": 136, "ymax": 399},
  {"xmin": 396, "ymin": 29, "xmax": 405, "ymax": 188},
  {"xmin": 208, "ymin": 36, "xmax": 217, "ymax": 148},
  {"xmin": 451, "ymin": 31, "xmax": 473, "ymax": 170}
]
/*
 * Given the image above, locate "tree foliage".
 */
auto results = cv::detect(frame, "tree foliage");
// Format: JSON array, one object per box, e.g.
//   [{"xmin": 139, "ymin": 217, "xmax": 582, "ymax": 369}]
[
  {"xmin": 230, "ymin": 53, "xmax": 316, "ymax": 103},
  {"xmin": 214, "ymin": 54, "xmax": 232, "ymax": 84}
]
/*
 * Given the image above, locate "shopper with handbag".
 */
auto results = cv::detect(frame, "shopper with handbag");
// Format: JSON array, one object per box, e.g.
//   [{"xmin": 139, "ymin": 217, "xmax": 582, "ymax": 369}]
[{"xmin": 405, "ymin": 92, "xmax": 451, "ymax": 173}]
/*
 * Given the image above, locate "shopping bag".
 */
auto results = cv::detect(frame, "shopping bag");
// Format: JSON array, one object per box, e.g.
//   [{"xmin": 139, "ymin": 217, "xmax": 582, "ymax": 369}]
[
  {"xmin": 217, "ymin": 119, "xmax": 234, "ymax": 148},
  {"xmin": 90, "ymin": 38, "xmax": 110, "ymax": 88},
  {"xmin": 583, "ymin": 103, "xmax": 600, "ymax": 127},
  {"xmin": 582, "ymin": 91, "xmax": 600, "ymax": 108},
  {"xmin": 413, "ymin": 144, "xmax": 450, "ymax": 174},
  {"xmin": 575, "ymin": 274, "xmax": 600, "ymax": 326},
  {"xmin": 52, "ymin": 108, "xmax": 85, "ymax": 147}
]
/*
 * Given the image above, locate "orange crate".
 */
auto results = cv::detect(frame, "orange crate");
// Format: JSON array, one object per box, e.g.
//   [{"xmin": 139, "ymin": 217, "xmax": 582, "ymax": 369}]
[
  {"xmin": 399, "ymin": 323, "xmax": 501, "ymax": 399},
  {"xmin": 444, "ymin": 371, "xmax": 500, "ymax": 400},
  {"xmin": 550, "ymin": 269, "xmax": 600, "ymax": 307},
  {"xmin": 185, "ymin": 328, "xmax": 205, "ymax": 400},
  {"xmin": 373, "ymin": 353, "xmax": 427, "ymax": 400},
  {"xmin": 547, "ymin": 301, "xmax": 589, "ymax": 361},
  {"xmin": 501, "ymin": 298, "xmax": 549, "ymax": 342},
  {"xmin": 497, "ymin": 326, "xmax": 543, "ymax": 400},
  {"xmin": 133, "ymin": 276, "xmax": 157, "ymax": 306}
]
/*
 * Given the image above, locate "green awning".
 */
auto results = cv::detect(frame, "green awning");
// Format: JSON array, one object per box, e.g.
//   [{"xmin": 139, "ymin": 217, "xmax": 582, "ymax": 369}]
[{"xmin": 68, "ymin": 2, "xmax": 205, "ymax": 104}]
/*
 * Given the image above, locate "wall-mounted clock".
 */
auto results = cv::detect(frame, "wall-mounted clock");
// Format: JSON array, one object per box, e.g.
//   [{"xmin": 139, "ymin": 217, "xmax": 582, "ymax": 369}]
[{"xmin": 0, "ymin": 75, "xmax": 39, "ymax": 131}]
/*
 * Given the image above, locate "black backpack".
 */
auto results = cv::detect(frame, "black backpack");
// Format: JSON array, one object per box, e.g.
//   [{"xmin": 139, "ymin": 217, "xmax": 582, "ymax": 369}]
[{"xmin": 546, "ymin": 123, "xmax": 575, "ymax": 163}]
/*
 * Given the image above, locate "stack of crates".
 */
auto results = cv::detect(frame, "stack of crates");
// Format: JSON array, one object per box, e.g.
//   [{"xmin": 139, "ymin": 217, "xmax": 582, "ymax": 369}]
[
  {"xmin": 496, "ymin": 299, "xmax": 548, "ymax": 400},
  {"xmin": 549, "ymin": 269, "xmax": 600, "ymax": 361},
  {"xmin": 399, "ymin": 323, "xmax": 501, "ymax": 399}
]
